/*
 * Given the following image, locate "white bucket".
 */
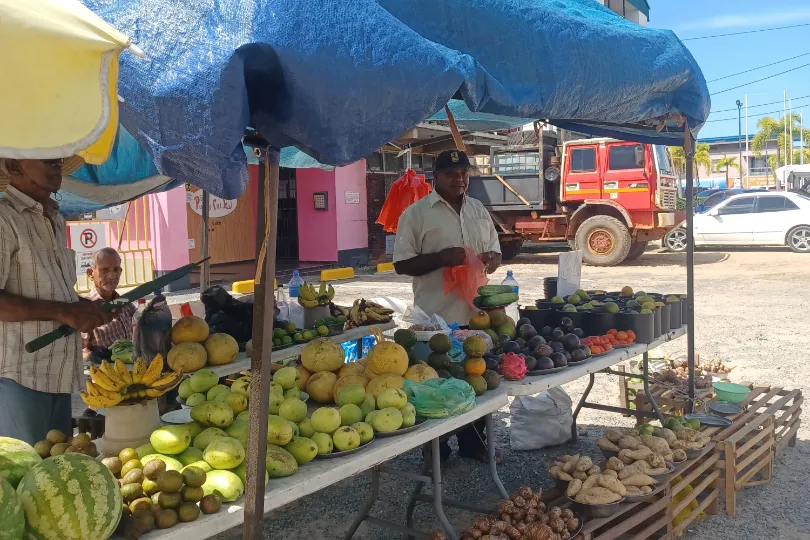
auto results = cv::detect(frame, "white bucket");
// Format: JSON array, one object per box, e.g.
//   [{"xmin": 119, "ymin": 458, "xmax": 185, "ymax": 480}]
[{"xmin": 97, "ymin": 400, "xmax": 160, "ymax": 457}]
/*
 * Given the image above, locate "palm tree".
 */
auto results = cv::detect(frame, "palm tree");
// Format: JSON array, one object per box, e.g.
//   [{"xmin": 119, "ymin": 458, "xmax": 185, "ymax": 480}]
[
  {"xmin": 714, "ymin": 155, "xmax": 739, "ymax": 187},
  {"xmin": 671, "ymin": 143, "xmax": 710, "ymax": 180},
  {"xmin": 752, "ymin": 114, "xmax": 810, "ymax": 184}
]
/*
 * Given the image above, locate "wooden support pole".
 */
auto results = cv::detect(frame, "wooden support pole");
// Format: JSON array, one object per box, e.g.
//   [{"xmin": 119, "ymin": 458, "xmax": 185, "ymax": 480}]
[
  {"xmin": 684, "ymin": 129, "xmax": 696, "ymax": 411},
  {"xmin": 243, "ymin": 148, "xmax": 280, "ymax": 540}
]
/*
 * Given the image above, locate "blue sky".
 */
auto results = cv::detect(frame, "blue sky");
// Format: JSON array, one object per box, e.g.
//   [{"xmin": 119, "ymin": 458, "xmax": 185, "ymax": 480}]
[{"xmin": 650, "ymin": 0, "xmax": 810, "ymax": 139}]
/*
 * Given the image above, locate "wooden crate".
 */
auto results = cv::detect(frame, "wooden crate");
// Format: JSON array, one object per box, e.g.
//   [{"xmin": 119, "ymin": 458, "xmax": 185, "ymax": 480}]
[
  {"xmin": 545, "ymin": 444, "xmax": 719, "ymax": 539},
  {"xmin": 633, "ymin": 385, "xmax": 713, "ymax": 425},
  {"xmin": 702, "ymin": 386, "xmax": 802, "ymax": 455}
]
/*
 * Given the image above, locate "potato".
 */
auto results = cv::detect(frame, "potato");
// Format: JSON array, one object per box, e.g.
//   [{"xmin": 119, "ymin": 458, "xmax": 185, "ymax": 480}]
[
  {"xmin": 606, "ymin": 457, "xmax": 625, "ymax": 471},
  {"xmin": 660, "ymin": 428, "xmax": 677, "ymax": 443},
  {"xmin": 605, "ymin": 429, "xmax": 624, "ymax": 444},
  {"xmin": 562, "ymin": 455, "xmax": 580, "ymax": 473},
  {"xmin": 587, "ymin": 465, "xmax": 602, "ymax": 476},
  {"xmin": 566, "ymin": 479, "xmax": 582, "ymax": 498},
  {"xmin": 640, "ymin": 435, "xmax": 671, "ymax": 455},
  {"xmin": 602, "ymin": 469, "xmax": 618, "ymax": 478},
  {"xmin": 560, "ymin": 455, "xmax": 577, "ymax": 463},
  {"xmin": 623, "ymin": 447, "xmax": 653, "ymax": 461},
  {"xmin": 572, "ymin": 470, "xmax": 588, "ymax": 481},
  {"xmin": 576, "ymin": 487, "xmax": 622, "ymax": 505},
  {"xmin": 550, "ymin": 466, "xmax": 573, "ymax": 482},
  {"xmin": 598, "ymin": 437, "xmax": 621, "ymax": 452},
  {"xmin": 646, "ymin": 453, "xmax": 666, "ymax": 468},
  {"xmin": 581, "ymin": 474, "xmax": 600, "ymax": 492},
  {"xmin": 618, "ymin": 463, "xmax": 642, "ymax": 480}
]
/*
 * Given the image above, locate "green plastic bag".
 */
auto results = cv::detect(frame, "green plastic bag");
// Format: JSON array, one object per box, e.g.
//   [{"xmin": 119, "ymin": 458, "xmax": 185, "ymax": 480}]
[{"xmin": 403, "ymin": 378, "xmax": 476, "ymax": 419}]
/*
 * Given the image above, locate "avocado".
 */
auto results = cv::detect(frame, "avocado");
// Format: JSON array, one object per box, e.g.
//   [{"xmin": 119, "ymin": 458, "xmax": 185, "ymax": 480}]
[
  {"xmin": 482, "ymin": 370, "xmax": 500, "ymax": 390},
  {"xmin": 427, "ymin": 352, "xmax": 452, "ymax": 370},
  {"xmin": 551, "ymin": 352, "xmax": 568, "ymax": 368},
  {"xmin": 524, "ymin": 356, "xmax": 538, "ymax": 371},
  {"xmin": 447, "ymin": 363, "xmax": 466, "ymax": 379},
  {"xmin": 393, "ymin": 329, "xmax": 418, "ymax": 349},
  {"xmin": 536, "ymin": 357, "xmax": 554, "ymax": 370},
  {"xmin": 502, "ymin": 341, "xmax": 521, "ymax": 354}
]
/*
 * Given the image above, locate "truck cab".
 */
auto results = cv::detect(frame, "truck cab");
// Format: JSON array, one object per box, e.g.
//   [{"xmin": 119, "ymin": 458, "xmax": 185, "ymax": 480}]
[{"xmin": 468, "ymin": 137, "xmax": 680, "ymax": 266}]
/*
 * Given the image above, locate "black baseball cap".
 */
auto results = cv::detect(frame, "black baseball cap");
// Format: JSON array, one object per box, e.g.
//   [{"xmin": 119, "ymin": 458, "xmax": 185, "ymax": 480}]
[{"xmin": 433, "ymin": 150, "xmax": 474, "ymax": 174}]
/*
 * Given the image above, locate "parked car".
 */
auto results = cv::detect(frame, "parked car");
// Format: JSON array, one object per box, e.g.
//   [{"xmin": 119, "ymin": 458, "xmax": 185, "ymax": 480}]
[
  {"xmin": 695, "ymin": 188, "xmax": 761, "ymax": 213},
  {"xmin": 663, "ymin": 191, "xmax": 810, "ymax": 253}
]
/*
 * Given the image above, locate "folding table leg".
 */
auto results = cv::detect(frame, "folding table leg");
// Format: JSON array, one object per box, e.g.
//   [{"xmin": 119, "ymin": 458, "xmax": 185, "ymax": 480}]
[
  {"xmin": 485, "ymin": 413, "xmax": 509, "ymax": 499},
  {"xmin": 343, "ymin": 467, "xmax": 381, "ymax": 540},
  {"xmin": 571, "ymin": 373, "xmax": 596, "ymax": 443},
  {"xmin": 642, "ymin": 352, "xmax": 665, "ymax": 425},
  {"xmin": 406, "ymin": 445, "xmax": 432, "ymax": 540},
  {"xmin": 431, "ymin": 438, "xmax": 457, "ymax": 539}
]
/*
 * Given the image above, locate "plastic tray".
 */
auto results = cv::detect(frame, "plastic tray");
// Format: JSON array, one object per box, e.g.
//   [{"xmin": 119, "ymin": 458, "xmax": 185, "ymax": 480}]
[
  {"xmin": 315, "ymin": 439, "xmax": 374, "ymax": 459},
  {"xmin": 707, "ymin": 401, "xmax": 743, "ymax": 416}
]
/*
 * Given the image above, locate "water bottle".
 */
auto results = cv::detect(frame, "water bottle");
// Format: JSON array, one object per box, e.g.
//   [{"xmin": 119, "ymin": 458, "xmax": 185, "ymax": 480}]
[
  {"xmin": 501, "ymin": 270, "xmax": 520, "ymax": 321},
  {"xmin": 287, "ymin": 270, "xmax": 304, "ymax": 300}
]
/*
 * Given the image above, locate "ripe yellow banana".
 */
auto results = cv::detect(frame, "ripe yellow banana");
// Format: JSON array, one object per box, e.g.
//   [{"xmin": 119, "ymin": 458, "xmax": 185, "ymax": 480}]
[
  {"xmin": 145, "ymin": 388, "xmax": 165, "ymax": 398},
  {"xmin": 151, "ymin": 370, "xmax": 183, "ymax": 392},
  {"xmin": 141, "ymin": 355, "xmax": 164, "ymax": 386},
  {"xmin": 114, "ymin": 359, "xmax": 133, "ymax": 386},
  {"xmin": 131, "ymin": 358, "xmax": 147, "ymax": 384},
  {"xmin": 299, "ymin": 298, "xmax": 319, "ymax": 308},
  {"xmin": 99, "ymin": 361, "xmax": 126, "ymax": 388},
  {"xmin": 80, "ymin": 391, "xmax": 122, "ymax": 408},
  {"xmin": 298, "ymin": 283, "xmax": 316, "ymax": 301},
  {"xmin": 87, "ymin": 380, "xmax": 121, "ymax": 401},
  {"xmin": 89, "ymin": 366, "xmax": 124, "ymax": 392}
]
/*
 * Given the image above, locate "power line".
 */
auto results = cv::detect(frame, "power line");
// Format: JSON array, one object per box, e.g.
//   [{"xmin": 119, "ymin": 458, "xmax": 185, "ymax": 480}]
[
  {"xmin": 712, "ymin": 62, "xmax": 810, "ymax": 95},
  {"xmin": 682, "ymin": 23, "xmax": 810, "ymax": 41},
  {"xmin": 707, "ymin": 52, "xmax": 810, "ymax": 83},
  {"xmin": 705, "ymin": 101, "xmax": 810, "ymax": 122},
  {"xmin": 712, "ymin": 94, "xmax": 810, "ymax": 113}
]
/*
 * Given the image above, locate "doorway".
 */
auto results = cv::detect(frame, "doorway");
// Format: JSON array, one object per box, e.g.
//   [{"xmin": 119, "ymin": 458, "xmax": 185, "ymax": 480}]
[{"xmin": 277, "ymin": 167, "xmax": 299, "ymax": 261}]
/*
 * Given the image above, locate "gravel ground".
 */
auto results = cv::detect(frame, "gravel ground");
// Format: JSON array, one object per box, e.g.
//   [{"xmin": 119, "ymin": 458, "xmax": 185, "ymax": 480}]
[{"xmin": 84, "ymin": 246, "xmax": 810, "ymax": 539}]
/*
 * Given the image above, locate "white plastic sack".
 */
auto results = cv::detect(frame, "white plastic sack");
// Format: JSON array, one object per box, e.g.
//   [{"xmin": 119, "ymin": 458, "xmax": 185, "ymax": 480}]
[
  {"xmin": 401, "ymin": 305, "xmax": 451, "ymax": 332},
  {"xmin": 509, "ymin": 388, "xmax": 573, "ymax": 450}
]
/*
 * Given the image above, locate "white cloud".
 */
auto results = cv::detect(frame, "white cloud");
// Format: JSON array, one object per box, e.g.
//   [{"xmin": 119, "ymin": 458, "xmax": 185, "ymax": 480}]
[{"xmin": 673, "ymin": 8, "xmax": 810, "ymax": 31}]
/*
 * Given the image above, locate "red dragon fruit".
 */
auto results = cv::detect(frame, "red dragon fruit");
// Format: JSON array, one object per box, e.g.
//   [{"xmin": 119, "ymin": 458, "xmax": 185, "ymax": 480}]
[{"xmin": 501, "ymin": 353, "xmax": 528, "ymax": 381}]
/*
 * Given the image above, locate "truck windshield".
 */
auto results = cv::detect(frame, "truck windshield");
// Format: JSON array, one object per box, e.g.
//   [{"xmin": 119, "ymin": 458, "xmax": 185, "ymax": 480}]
[{"xmin": 654, "ymin": 145, "xmax": 674, "ymax": 175}]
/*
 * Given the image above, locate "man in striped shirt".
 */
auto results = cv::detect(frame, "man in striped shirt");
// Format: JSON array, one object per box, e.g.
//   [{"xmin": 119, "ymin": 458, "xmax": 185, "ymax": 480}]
[
  {"xmin": 0, "ymin": 158, "xmax": 114, "ymax": 444},
  {"xmin": 82, "ymin": 248, "xmax": 136, "ymax": 354}
]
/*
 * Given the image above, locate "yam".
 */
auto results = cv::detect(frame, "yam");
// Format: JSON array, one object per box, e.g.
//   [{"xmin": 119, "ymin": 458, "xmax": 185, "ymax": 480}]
[
  {"xmin": 660, "ymin": 428, "xmax": 677, "ymax": 443},
  {"xmin": 618, "ymin": 436, "xmax": 642, "ymax": 450},
  {"xmin": 572, "ymin": 470, "xmax": 588, "ymax": 481},
  {"xmin": 641, "ymin": 434, "xmax": 672, "ymax": 454},
  {"xmin": 575, "ymin": 487, "xmax": 622, "ymax": 504},
  {"xmin": 621, "ymin": 473, "xmax": 656, "ymax": 487},
  {"xmin": 623, "ymin": 447, "xmax": 653, "ymax": 461},
  {"xmin": 646, "ymin": 453, "xmax": 666, "ymax": 468},
  {"xmin": 597, "ymin": 437, "xmax": 620, "ymax": 452},
  {"xmin": 673, "ymin": 449, "xmax": 687, "ymax": 462},
  {"xmin": 597, "ymin": 474, "xmax": 627, "ymax": 496},
  {"xmin": 602, "ymin": 469, "xmax": 618, "ymax": 478},
  {"xmin": 604, "ymin": 429, "xmax": 624, "ymax": 444},
  {"xmin": 606, "ymin": 457, "xmax": 625, "ymax": 471},
  {"xmin": 566, "ymin": 479, "xmax": 582, "ymax": 498},
  {"xmin": 574, "ymin": 456, "xmax": 593, "ymax": 472}
]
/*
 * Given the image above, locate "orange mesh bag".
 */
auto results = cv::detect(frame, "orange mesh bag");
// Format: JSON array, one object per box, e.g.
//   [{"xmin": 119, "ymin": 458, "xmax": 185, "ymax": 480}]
[
  {"xmin": 375, "ymin": 169, "xmax": 432, "ymax": 233},
  {"xmin": 443, "ymin": 248, "xmax": 488, "ymax": 307}
]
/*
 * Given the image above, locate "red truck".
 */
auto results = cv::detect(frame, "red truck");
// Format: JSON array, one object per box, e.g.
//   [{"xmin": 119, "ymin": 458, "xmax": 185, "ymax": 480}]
[{"xmin": 468, "ymin": 136, "xmax": 682, "ymax": 266}]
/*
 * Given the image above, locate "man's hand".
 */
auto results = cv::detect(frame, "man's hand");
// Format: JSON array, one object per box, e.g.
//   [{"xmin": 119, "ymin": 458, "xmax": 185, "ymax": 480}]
[
  {"xmin": 479, "ymin": 252, "xmax": 502, "ymax": 274},
  {"xmin": 57, "ymin": 301, "xmax": 116, "ymax": 333},
  {"xmin": 437, "ymin": 247, "xmax": 467, "ymax": 268}
]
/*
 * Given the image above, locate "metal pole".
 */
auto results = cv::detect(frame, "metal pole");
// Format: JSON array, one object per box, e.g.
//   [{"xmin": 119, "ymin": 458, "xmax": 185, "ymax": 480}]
[
  {"xmin": 201, "ymin": 191, "xmax": 210, "ymax": 290},
  {"xmin": 736, "ymin": 100, "xmax": 743, "ymax": 189},
  {"xmin": 802, "ymin": 110, "xmax": 805, "ymax": 166},
  {"xmin": 790, "ymin": 98, "xmax": 794, "ymax": 165},
  {"xmin": 684, "ymin": 130, "xmax": 696, "ymax": 411},
  {"xmin": 784, "ymin": 91, "xmax": 788, "ymax": 168},
  {"xmin": 244, "ymin": 147, "xmax": 280, "ymax": 540},
  {"xmin": 745, "ymin": 95, "xmax": 749, "ymax": 187}
]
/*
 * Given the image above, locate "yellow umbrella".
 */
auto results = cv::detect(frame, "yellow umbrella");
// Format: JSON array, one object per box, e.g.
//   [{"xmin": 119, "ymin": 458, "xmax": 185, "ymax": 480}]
[{"xmin": 0, "ymin": 0, "xmax": 142, "ymax": 165}]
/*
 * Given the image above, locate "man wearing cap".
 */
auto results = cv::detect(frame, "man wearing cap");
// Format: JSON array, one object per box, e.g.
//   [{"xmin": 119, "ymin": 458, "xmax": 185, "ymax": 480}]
[
  {"xmin": 0, "ymin": 158, "xmax": 114, "ymax": 444},
  {"xmin": 394, "ymin": 149, "xmax": 501, "ymax": 462}
]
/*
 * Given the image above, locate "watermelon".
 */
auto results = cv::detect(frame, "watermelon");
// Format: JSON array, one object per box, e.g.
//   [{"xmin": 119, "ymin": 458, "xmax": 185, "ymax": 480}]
[
  {"xmin": 16, "ymin": 454, "xmax": 122, "ymax": 540},
  {"xmin": 0, "ymin": 437, "xmax": 41, "ymax": 488},
  {"xmin": 0, "ymin": 476, "xmax": 24, "ymax": 540}
]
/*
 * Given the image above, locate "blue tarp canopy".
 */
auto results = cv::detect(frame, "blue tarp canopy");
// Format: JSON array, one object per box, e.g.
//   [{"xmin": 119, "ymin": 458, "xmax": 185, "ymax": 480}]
[{"xmin": 70, "ymin": 0, "xmax": 708, "ymax": 203}]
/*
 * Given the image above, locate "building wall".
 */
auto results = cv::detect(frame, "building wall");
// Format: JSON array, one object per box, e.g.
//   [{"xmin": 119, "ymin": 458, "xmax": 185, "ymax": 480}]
[
  {"xmin": 296, "ymin": 168, "xmax": 338, "ymax": 262},
  {"xmin": 366, "ymin": 171, "xmax": 398, "ymax": 263},
  {"xmin": 699, "ymin": 138, "xmax": 780, "ymax": 187},
  {"xmin": 334, "ymin": 160, "xmax": 368, "ymax": 252}
]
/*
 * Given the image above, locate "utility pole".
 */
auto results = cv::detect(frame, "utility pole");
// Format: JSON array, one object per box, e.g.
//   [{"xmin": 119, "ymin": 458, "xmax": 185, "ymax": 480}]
[
  {"xmin": 790, "ymin": 97, "xmax": 794, "ymax": 166},
  {"xmin": 802, "ymin": 109, "xmax": 805, "ymax": 165},
  {"xmin": 784, "ymin": 91, "xmax": 788, "ymax": 168},
  {"xmin": 736, "ymin": 100, "xmax": 743, "ymax": 188}
]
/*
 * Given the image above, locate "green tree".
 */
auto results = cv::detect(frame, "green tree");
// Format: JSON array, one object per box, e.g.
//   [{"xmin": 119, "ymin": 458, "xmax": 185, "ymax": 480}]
[
  {"xmin": 670, "ymin": 143, "xmax": 710, "ymax": 180},
  {"xmin": 714, "ymin": 155, "xmax": 739, "ymax": 187},
  {"xmin": 752, "ymin": 114, "xmax": 810, "ymax": 182}
]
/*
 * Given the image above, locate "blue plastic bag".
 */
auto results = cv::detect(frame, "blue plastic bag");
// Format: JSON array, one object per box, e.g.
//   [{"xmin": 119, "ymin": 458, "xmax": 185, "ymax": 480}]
[{"xmin": 403, "ymin": 378, "xmax": 476, "ymax": 419}]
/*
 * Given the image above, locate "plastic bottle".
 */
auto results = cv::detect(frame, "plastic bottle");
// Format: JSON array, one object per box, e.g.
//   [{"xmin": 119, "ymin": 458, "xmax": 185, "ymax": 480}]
[
  {"xmin": 501, "ymin": 270, "xmax": 520, "ymax": 321},
  {"xmin": 287, "ymin": 270, "xmax": 304, "ymax": 300}
]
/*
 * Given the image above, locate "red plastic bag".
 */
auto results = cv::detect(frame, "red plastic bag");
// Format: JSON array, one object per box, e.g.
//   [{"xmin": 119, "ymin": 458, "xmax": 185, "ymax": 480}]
[
  {"xmin": 443, "ymin": 248, "xmax": 488, "ymax": 307},
  {"xmin": 375, "ymin": 169, "xmax": 432, "ymax": 233}
]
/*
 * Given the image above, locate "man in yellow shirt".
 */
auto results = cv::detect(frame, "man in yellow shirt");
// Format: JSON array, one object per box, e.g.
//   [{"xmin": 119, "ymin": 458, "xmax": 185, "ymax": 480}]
[{"xmin": 394, "ymin": 149, "xmax": 501, "ymax": 462}]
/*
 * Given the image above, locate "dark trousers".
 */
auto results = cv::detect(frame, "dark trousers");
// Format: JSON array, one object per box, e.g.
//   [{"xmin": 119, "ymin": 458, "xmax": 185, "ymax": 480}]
[
  {"xmin": 0, "ymin": 378, "xmax": 72, "ymax": 445},
  {"xmin": 439, "ymin": 418, "xmax": 488, "ymax": 459}
]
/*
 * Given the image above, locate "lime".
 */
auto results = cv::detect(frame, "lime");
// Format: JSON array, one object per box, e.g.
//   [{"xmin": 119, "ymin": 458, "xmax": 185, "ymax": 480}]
[
  {"xmin": 337, "ymin": 315, "xmax": 348, "ymax": 323},
  {"xmin": 314, "ymin": 319, "xmax": 324, "ymax": 327},
  {"xmin": 303, "ymin": 330, "xmax": 314, "ymax": 339},
  {"xmin": 281, "ymin": 335, "xmax": 293, "ymax": 345},
  {"xmin": 285, "ymin": 322, "xmax": 296, "ymax": 333},
  {"xmin": 317, "ymin": 325, "xmax": 329, "ymax": 336}
]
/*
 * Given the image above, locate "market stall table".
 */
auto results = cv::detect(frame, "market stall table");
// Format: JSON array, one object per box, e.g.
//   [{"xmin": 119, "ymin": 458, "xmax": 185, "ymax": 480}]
[
  {"xmin": 501, "ymin": 326, "xmax": 687, "ymax": 441},
  {"xmin": 141, "ymin": 388, "xmax": 509, "ymax": 540}
]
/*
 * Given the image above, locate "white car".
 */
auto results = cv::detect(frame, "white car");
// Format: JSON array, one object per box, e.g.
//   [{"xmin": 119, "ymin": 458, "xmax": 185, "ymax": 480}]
[{"xmin": 663, "ymin": 191, "xmax": 810, "ymax": 253}]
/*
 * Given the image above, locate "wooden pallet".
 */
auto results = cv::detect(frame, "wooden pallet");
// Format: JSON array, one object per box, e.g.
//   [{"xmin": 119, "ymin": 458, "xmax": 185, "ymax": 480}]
[
  {"xmin": 545, "ymin": 444, "xmax": 719, "ymax": 540},
  {"xmin": 702, "ymin": 385, "xmax": 802, "ymax": 455}
]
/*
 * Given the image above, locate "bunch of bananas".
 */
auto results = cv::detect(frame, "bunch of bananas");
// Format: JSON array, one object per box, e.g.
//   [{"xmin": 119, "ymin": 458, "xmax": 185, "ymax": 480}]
[
  {"xmin": 81, "ymin": 355, "xmax": 183, "ymax": 408},
  {"xmin": 298, "ymin": 281, "xmax": 335, "ymax": 308},
  {"xmin": 344, "ymin": 299, "xmax": 394, "ymax": 328}
]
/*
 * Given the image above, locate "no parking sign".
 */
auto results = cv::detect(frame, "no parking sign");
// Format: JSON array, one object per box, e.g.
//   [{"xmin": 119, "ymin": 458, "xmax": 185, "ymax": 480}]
[{"xmin": 68, "ymin": 223, "xmax": 107, "ymax": 278}]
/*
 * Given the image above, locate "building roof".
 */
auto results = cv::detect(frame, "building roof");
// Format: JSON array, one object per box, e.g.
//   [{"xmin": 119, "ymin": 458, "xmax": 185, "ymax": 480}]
[{"xmin": 627, "ymin": 0, "xmax": 650, "ymax": 18}]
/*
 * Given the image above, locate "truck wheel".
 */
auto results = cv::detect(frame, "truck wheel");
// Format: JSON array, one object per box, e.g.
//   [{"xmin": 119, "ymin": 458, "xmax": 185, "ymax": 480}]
[
  {"xmin": 625, "ymin": 241, "xmax": 648, "ymax": 261},
  {"xmin": 574, "ymin": 215, "xmax": 631, "ymax": 266},
  {"xmin": 500, "ymin": 240, "xmax": 524, "ymax": 260}
]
